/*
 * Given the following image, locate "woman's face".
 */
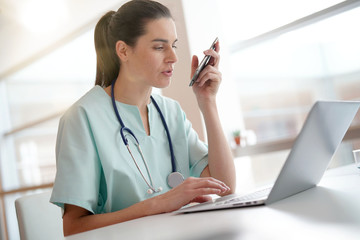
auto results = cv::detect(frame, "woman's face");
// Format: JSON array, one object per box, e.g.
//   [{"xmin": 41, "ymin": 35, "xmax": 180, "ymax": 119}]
[{"xmin": 125, "ymin": 17, "xmax": 178, "ymax": 88}]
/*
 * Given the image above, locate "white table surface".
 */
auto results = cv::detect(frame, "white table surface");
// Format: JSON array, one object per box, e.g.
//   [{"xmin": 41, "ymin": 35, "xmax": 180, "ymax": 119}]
[{"xmin": 65, "ymin": 164, "xmax": 360, "ymax": 240}]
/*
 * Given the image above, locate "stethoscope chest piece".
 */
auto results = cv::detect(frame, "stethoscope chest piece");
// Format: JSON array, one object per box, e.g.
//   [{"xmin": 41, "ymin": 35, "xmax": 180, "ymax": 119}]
[{"xmin": 167, "ymin": 172, "xmax": 184, "ymax": 188}]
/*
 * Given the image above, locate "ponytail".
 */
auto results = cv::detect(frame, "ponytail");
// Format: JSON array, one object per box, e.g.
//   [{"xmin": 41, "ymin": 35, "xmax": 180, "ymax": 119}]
[{"xmin": 94, "ymin": 11, "xmax": 119, "ymax": 87}]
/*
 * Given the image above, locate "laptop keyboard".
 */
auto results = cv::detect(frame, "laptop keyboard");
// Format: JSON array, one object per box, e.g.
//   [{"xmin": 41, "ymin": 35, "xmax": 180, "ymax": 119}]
[{"xmin": 215, "ymin": 187, "xmax": 271, "ymax": 206}]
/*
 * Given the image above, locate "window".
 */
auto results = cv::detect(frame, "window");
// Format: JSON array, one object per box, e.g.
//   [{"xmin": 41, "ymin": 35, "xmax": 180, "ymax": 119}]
[
  {"xmin": 230, "ymin": 6, "xmax": 360, "ymax": 143},
  {"xmin": 0, "ymin": 29, "xmax": 95, "ymax": 240},
  {"xmin": 183, "ymin": 0, "xmax": 360, "ymax": 191}
]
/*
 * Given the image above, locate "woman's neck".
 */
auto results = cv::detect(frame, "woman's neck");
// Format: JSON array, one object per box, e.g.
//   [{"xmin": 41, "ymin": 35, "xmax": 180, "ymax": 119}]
[
  {"xmin": 105, "ymin": 78, "xmax": 152, "ymax": 111},
  {"xmin": 105, "ymin": 76, "xmax": 152, "ymax": 136}
]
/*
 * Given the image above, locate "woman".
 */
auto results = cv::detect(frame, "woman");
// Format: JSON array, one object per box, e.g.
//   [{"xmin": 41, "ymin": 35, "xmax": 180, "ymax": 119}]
[{"xmin": 51, "ymin": 0, "xmax": 236, "ymax": 236}]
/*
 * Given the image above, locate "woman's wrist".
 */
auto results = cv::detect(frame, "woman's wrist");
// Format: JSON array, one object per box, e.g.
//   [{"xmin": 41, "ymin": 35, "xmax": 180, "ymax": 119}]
[
  {"xmin": 141, "ymin": 195, "xmax": 163, "ymax": 216},
  {"xmin": 197, "ymin": 96, "xmax": 217, "ymax": 114}
]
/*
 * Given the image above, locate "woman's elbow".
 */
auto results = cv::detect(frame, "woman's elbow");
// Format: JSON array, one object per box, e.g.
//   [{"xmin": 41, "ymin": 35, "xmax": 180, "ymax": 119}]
[{"xmin": 62, "ymin": 204, "xmax": 93, "ymax": 236}]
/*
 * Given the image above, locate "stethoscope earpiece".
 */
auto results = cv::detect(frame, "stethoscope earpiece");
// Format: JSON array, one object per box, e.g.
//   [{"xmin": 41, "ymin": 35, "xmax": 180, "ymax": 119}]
[{"xmin": 147, "ymin": 186, "xmax": 163, "ymax": 195}]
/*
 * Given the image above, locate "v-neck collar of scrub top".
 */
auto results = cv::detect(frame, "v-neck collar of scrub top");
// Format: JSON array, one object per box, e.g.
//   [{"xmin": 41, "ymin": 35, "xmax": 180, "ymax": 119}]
[{"xmin": 96, "ymin": 85, "xmax": 156, "ymax": 138}]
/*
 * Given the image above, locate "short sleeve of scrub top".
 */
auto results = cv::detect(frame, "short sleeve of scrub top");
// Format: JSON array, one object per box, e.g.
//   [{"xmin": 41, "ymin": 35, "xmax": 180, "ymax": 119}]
[{"xmin": 50, "ymin": 86, "xmax": 208, "ymax": 214}]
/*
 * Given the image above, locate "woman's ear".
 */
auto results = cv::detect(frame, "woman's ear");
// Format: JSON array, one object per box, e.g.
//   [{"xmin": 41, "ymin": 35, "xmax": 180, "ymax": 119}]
[{"xmin": 115, "ymin": 40, "xmax": 129, "ymax": 61}]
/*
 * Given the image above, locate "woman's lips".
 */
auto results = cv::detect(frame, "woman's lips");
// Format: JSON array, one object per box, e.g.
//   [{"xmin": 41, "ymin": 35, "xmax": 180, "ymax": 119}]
[{"xmin": 162, "ymin": 70, "xmax": 173, "ymax": 77}]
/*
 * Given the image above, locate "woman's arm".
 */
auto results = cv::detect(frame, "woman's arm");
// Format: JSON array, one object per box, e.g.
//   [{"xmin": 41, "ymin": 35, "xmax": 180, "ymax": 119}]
[
  {"xmin": 63, "ymin": 176, "xmax": 229, "ymax": 236},
  {"xmin": 63, "ymin": 201, "xmax": 153, "ymax": 236},
  {"xmin": 199, "ymin": 102, "xmax": 236, "ymax": 194},
  {"xmin": 191, "ymin": 41, "xmax": 236, "ymax": 193}
]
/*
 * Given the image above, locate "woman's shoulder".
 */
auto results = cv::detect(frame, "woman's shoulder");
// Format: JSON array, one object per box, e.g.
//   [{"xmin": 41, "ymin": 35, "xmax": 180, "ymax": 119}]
[
  {"xmin": 62, "ymin": 85, "xmax": 109, "ymax": 119},
  {"xmin": 76, "ymin": 85, "xmax": 108, "ymax": 106}
]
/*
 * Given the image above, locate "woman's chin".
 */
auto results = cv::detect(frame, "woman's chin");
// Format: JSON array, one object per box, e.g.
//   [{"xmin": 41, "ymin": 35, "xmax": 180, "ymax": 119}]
[{"xmin": 155, "ymin": 79, "xmax": 171, "ymax": 89}]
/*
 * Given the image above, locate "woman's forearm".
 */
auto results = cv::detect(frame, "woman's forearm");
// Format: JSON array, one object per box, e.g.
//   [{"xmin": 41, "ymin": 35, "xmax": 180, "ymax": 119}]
[
  {"xmin": 63, "ymin": 200, "xmax": 156, "ymax": 236},
  {"xmin": 189, "ymin": 38, "xmax": 235, "ymax": 190},
  {"xmin": 200, "ymin": 99, "xmax": 236, "ymax": 192}
]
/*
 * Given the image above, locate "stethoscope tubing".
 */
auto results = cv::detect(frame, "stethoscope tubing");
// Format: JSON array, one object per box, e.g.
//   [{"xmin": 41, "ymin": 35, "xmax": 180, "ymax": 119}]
[
  {"xmin": 125, "ymin": 143, "xmax": 157, "ymax": 193},
  {"xmin": 111, "ymin": 79, "xmax": 176, "ymax": 171},
  {"xmin": 111, "ymin": 79, "xmax": 182, "ymax": 193},
  {"xmin": 149, "ymin": 95, "xmax": 176, "ymax": 173}
]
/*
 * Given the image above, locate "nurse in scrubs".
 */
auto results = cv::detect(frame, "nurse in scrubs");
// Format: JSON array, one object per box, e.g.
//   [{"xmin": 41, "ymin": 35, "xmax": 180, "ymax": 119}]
[{"xmin": 50, "ymin": 0, "xmax": 236, "ymax": 236}]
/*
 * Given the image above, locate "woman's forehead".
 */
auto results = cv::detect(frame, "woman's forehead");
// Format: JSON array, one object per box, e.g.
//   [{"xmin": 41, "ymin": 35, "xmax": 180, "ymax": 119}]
[{"xmin": 142, "ymin": 18, "xmax": 177, "ymax": 42}]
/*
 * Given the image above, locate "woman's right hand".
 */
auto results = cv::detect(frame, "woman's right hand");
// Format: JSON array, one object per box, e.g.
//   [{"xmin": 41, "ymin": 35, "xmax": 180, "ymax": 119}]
[{"xmin": 150, "ymin": 177, "xmax": 230, "ymax": 213}]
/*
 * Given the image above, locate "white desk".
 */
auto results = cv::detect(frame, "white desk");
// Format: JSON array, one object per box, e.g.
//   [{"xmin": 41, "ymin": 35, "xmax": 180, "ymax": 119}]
[{"xmin": 65, "ymin": 164, "xmax": 360, "ymax": 240}]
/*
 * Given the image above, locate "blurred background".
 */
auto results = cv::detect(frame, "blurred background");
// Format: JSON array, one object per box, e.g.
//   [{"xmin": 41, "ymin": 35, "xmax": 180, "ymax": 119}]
[{"xmin": 1, "ymin": 0, "xmax": 360, "ymax": 239}]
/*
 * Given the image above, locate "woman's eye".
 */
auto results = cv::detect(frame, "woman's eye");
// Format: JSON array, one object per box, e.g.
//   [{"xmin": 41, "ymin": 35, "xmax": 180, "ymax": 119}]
[{"xmin": 153, "ymin": 45, "xmax": 177, "ymax": 51}]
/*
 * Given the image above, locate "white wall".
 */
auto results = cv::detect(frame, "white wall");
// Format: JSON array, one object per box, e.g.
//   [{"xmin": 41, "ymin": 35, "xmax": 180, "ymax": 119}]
[
  {"xmin": 159, "ymin": 0, "xmax": 205, "ymax": 140},
  {"xmin": 182, "ymin": 0, "xmax": 244, "ymax": 140}
]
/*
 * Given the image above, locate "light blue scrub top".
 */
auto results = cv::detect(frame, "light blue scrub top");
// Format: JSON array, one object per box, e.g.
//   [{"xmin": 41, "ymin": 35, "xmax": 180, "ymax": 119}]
[{"xmin": 50, "ymin": 86, "xmax": 208, "ymax": 214}]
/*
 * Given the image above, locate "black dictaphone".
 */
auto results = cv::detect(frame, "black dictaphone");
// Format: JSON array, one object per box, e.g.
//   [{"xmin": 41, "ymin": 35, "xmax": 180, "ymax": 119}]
[{"xmin": 189, "ymin": 37, "xmax": 218, "ymax": 87}]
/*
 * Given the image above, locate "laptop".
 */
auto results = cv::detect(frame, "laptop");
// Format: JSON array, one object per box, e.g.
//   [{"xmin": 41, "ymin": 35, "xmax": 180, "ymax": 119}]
[{"xmin": 176, "ymin": 100, "xmax": 360, "ymax": 213}]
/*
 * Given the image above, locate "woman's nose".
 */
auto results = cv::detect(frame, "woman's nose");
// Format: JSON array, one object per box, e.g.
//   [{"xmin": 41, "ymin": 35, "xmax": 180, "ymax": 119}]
[{"xmin": 167, "ymin": 48, "xmax": 178, "ymax": 63}]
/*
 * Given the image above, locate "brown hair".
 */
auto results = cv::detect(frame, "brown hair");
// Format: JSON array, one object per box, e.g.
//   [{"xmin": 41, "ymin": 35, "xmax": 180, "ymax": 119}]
[{"xmin": 94, "ymin": 0, "xmax": 173, "ymax": 87}]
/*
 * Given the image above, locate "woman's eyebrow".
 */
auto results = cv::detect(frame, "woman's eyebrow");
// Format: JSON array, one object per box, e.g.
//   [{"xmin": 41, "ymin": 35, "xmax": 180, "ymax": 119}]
[{"xmin": 152, "ymin": 38, "xmax": 178, "ymax": 44}]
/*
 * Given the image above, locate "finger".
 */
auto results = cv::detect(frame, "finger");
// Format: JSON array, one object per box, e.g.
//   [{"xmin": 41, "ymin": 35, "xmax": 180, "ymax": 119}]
[
  {"xmin": 182, "ymin": 177, "xmax": 230, "ymax": 195},
  {"xmin": 197, "ymin": 65, "xmax": 220, "ymax": 79},
  {"xmin": 196, "ymin": 70, "xmax": 221, "ymax": 88},
  {"xmin": 188, "ymin": 177, "xmax": 228, "ymax": 192},
  {"xmin": 199, "ymin": 177, "xmax": 230, "ymax": 192},
  {"xmin": 190, "ymin": 55, "xmax": 199, "ymax": 79},
  {"xmin": 190, "ymin": 195, "xmax": 213, "ymax": 203},
  {"xmin": 214, "ymin": 40, "xmax": 220, "ymax": 53},
  {"xmin": 204, "ymin": 46, "xmax": 220, "ymax": 68},
  {"xmin": 197, "ymin": 187, "xmax": 224, "ymax": 196}
]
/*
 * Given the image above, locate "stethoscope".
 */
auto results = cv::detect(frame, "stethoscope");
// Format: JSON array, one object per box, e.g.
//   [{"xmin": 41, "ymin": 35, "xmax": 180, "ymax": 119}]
[{"xmin": 111, "ymin": 79, "xmax": 184, "ymax": 194}]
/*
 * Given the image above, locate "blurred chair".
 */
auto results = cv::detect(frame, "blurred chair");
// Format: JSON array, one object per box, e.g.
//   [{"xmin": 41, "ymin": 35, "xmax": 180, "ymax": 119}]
[{"xmin": 15, "ymin": 191, "xmax": 63, "ymax": 240}]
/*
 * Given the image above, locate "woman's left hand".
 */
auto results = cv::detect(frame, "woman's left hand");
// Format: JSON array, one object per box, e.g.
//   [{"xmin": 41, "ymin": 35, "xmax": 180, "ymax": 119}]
[{"xmin": 190, "ymin": 41, "xmax": 222, "ymax": 107}]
